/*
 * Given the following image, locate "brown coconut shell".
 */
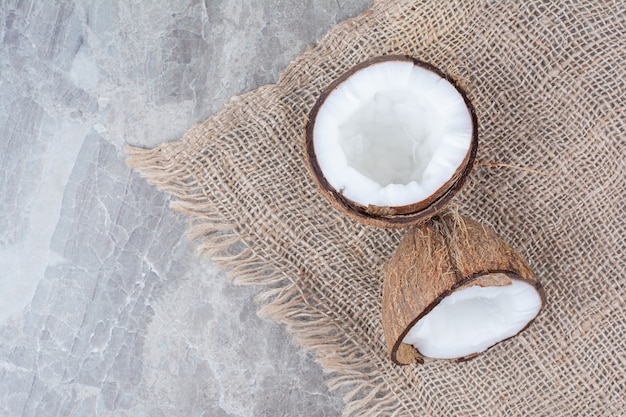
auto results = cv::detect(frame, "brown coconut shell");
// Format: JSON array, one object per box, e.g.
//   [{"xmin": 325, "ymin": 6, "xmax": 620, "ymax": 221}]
[
  {"xmin": 304, "ymin": 55, "xmax": 478, "ymax": 228},
  {"xmin": 381, "ymin": 212, "xmax": 546, "ymax": 365}
]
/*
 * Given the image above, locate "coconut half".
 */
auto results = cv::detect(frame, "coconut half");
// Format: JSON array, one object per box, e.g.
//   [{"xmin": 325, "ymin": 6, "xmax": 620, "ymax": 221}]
[
  {"xmin": 382, "ymin": 213, "xmax": 545, "ymax": 364},
  {"xmin": 305, "ymin": 55, "xmax": 477, "ymax": 227}
]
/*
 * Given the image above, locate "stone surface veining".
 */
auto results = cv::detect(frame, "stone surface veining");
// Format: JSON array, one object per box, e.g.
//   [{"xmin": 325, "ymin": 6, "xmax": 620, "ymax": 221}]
[{"xmin": 0, "ymin": 1, "xmax": 370, "ymax": 415}]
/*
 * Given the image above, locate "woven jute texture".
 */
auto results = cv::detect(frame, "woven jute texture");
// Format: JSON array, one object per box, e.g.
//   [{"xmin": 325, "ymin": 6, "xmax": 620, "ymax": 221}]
[{"xmin": 127, "ymin": 1, "xmax": 626, "ymax": 415}]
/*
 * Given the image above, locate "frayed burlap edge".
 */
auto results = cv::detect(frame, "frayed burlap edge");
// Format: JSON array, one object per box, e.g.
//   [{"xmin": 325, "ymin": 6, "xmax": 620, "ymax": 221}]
[
  {"xmin": 125, "ymin": 143, "xmax": 408, "ymax": 417},
  {"xmin": 124, "ymin": 3, "xmax": 411, "ymax": 414}
]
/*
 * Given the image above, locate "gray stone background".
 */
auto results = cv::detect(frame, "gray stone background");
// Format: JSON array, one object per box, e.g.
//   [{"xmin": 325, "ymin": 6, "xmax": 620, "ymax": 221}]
[{"xmin": 0, "ymin": 1, "xmax": 371, "ymax": 416}]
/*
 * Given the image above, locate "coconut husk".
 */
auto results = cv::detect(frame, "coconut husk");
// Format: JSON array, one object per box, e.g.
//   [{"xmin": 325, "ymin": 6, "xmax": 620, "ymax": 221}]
[
  {"xmin": 126, "ymin": 1, "xmax": 626, "ymax": 415},
  {"xmin": 382, "ymin": 212, "xmax": 545, "ymax": 364}
]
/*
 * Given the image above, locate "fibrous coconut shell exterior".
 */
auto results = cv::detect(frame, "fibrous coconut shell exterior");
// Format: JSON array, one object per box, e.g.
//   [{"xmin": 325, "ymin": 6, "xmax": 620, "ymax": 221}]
[
  {"xmin": 382, "ymin": 212, "xmax": 545, "ymax": 365},
  {"xmin": 304, "ymin": 55, "xmax": 478, "ymax": 228}
]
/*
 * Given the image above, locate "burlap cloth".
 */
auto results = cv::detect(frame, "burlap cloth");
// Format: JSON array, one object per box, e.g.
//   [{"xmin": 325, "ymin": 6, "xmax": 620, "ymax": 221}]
[{"xmin": 127, "ymin": 1, "xmax": 626, "ymax": 415}]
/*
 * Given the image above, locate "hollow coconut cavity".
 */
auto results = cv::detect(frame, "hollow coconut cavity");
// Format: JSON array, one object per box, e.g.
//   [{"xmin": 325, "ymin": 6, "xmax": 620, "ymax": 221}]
[
  {"xmin": 382, "ymin": 213, "xmax": 545, "ymax": 364},
  {"xmin": 305, "ymin": 55, "xmax": 477, "ymax": 227}
]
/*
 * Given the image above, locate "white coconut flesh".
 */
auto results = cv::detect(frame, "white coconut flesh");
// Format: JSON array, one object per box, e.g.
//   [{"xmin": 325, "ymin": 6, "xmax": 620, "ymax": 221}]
[
  {"xmin": 313, "ymin": 60, "xmax": 473, "ymax": 207},
  {"xmin": 402, "ymin": 279, "xmax": 543, "ymax": 359}
]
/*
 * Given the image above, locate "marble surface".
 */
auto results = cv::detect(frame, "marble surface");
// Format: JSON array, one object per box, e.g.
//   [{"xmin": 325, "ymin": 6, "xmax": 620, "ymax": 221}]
[{"xmin": 0, "ymin": 1, "xmax": 371, "ymax": 415}]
